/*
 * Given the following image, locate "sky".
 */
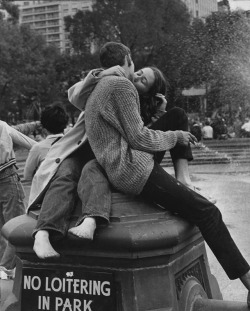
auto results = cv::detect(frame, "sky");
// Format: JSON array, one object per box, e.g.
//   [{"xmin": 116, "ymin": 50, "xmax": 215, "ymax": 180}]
[{"xmin": 229, "ymin": 0, "xmax": 250, "ymax": 10}]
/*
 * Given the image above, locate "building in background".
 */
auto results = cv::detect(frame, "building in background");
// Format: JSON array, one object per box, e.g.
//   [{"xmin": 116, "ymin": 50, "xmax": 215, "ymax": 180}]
[
  {"xmin": 13, "ymin": 0, "xmax": 93, "ymax": 53},
  {"xmin": 182, "ymin": 0, "xmax": 218, "ymax": 18},
  {"xmin": 13, "ymin": 0, "xmax": 218, "ymax": 53}
]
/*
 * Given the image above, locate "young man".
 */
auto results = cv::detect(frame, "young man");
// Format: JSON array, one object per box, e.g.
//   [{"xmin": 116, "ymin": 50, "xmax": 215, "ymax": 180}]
[
  {"xmin": 24, "ymin": 103, "xmax": 69, "ymax": 181},
  {"xmin": 83, "ymin": 42, "xmax": 250, "ymax": 305},
  {"xmin": 0, "ymin": 120, "xmax": 37, "ymax": 279}
]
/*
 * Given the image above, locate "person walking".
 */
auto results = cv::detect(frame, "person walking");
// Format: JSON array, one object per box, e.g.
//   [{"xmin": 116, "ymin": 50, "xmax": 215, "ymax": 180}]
[{"xmin": 0, "ymin": 120, "xmax": 37, "ymax": 279}]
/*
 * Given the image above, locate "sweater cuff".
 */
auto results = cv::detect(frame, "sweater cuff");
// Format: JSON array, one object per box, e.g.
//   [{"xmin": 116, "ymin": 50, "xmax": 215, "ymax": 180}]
[{"xmin": 175, "ymin": 130, "xmax": 185, "ymax": 145}]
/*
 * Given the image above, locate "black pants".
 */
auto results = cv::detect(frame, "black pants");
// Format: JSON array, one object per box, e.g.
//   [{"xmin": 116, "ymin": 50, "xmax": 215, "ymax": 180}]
[
  {"xmin": 150, "ymin": 107, "xmax": 193, "ymax": 163},
  {"xmin": 141, "ymin": 161, "xmax": 250, "ymax": 280}
]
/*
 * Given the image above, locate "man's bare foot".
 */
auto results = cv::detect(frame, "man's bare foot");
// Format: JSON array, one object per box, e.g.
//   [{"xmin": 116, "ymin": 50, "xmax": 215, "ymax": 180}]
[
  {"xmin": 33, "ymin": 230, "xmax": 60, "ymax": 259},
  {"xmin": 68, "ymin": 217, "xmax": 96, "ymax": 240}
]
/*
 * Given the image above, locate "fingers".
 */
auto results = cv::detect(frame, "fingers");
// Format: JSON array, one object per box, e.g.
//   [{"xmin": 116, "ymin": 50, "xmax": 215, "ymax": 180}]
[
  {"xmin": 189, "ymin": 133, "xmax": 198, "ymax": 145},
  {"xmin": 155, "ymin": 93, "xmax": 165, "ymax": 98},
  {"xmin": 155, "ymin": 93, "xmax": 167, "ymax": 106}
]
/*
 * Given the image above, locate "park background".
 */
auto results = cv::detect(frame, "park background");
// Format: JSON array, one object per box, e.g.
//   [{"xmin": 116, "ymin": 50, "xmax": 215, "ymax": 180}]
[{"xmin": 1, "ymin": 0, "xmax": 250, "ymax": 136}]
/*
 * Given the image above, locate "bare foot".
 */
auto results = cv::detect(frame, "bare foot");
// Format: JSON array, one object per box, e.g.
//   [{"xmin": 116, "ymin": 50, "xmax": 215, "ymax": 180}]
[
  {"xmin": 33, "ymin": 230, "xmax": 60, "ymax": 259},
  {"xmin": 188, "ymin": 185, "xmax": 217, "ymax": 204},
  {"xmin": 240, "ymin": 271, "xmax": 250, "ymax": 307},
  {"xmin": 68, "ymin": 217, "xmax": 96, "ymax": 240}
]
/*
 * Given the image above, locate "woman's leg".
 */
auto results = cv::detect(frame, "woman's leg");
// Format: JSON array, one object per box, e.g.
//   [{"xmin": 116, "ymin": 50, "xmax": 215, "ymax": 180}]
[
  {"xmin": 140, "ymin": 162, "xmax": 250, "ymax": 282},
  {"xmin": 33, "ymin": 141, "xmax": 95, "ymax": 259},
  {"xmin": 150, "ymin": 108, "xmax": 216, "ymax": 203},
  {"xmin": 149, "ymin": 107, "xmax": 193, "ymax": 186},
  {"xmin": 69, "ymin": 159, "xmax": 112, "ymax": 239}
]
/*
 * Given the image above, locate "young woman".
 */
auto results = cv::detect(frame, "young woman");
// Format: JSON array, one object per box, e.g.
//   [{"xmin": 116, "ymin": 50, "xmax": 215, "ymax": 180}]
[{"xmin": 68, "ymin": 66, "xmax": 214, "ymax": 239}]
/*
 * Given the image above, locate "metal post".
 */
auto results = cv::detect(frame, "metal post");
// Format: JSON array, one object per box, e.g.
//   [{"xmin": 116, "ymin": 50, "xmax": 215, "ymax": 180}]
[{"xmin": 193, "ymin": 298, "xmax": 249, "ymax": 311}]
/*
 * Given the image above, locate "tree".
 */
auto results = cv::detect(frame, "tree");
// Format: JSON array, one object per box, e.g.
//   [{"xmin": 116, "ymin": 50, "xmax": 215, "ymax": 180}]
[
  {"xmin": 0, "ymin": 0, "xmax": 19, "ymax": 23},
  {"xmin": 64, "ymin": 0, "xmax": 191, "ymax": 69},
  {"xmin": 180, "ymin": 11, "xmax": 250, "ymax": 121},
  {"xmin": 63, "ymin": 0, "xmax": 192, "ymax": 109},
  {"xmin": 0, "ymin": 19, "xmax": 62, "ymax": 121}
]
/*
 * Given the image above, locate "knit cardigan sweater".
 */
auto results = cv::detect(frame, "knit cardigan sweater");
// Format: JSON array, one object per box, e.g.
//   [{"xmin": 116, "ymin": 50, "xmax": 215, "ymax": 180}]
[{"xmin": 85, "ymin": 71, "xmax": 183, "ymax": 195}]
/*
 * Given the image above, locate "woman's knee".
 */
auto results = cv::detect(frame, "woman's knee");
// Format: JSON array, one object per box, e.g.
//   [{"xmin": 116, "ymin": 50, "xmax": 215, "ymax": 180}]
[{"xmin": 168, "ymin": 107, "xmax": 187, "ymax": 120}]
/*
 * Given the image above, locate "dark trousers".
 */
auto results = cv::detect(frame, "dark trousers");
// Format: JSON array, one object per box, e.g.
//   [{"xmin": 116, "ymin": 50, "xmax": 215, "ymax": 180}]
[
  {"xmin": 141, "ymin": 162, "xmax": 250, "ymax": 280},
  {"xmin": 150, "ymin": 107, "xmax": 193, "ymax": 163}
]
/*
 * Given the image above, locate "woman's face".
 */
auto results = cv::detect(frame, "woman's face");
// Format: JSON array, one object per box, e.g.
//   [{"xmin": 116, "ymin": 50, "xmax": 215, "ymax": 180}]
[{"xmin": 133, "ymin": 68, "xmax": 155, "ymax": 95}]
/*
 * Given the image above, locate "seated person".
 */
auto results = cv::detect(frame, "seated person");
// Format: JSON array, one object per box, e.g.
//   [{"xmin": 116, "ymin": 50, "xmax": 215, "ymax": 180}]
[
  {"xmin": 241, "ymin": 117, "xmax": 250, "ymax": 137},
  {"xmin": 202, "ymin": 120, "xmax": 213, "ymax": 140},
  {"xmin": 29, "ymin": 65, "xmax": 199, "ymax": 260},
  {"xmin": 24, "ymin": 103, "xmax": 69, "ymax": 181}
]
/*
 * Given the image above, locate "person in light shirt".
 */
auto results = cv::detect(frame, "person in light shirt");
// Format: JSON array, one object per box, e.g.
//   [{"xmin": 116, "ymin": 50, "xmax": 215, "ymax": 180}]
[
  {"xmin": 202, "ymin": 120, "xmax": 213, "ymax": 140},
  {"xmin": 241, "ymin": 117, "xmax": 250, "ymax": 137}
]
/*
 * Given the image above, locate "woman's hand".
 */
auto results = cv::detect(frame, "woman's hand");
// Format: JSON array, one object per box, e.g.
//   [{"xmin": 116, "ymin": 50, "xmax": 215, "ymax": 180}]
[
  {"xmin": 155, "ymin": 93, "xmax": 167, "ymax": 111},
  {"xmin": 181, "ymin": 131, "xmax": 198, "ymax": 146}
]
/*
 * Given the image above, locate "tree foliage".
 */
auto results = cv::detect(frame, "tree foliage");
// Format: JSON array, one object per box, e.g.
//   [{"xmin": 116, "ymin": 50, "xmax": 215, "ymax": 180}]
[
  {"xmin": 0, "ymin": 0, "xmax": 19, "ymax": 23},
  {"xmin": 0, "ymin": 19, "xmax": 63, "ymax": 120},
  {"xmin": 1, "ymin": 0, "xmax": 250, "ymax": 123},
  {"xmin": 64, "ymin": 0, "xmax": 191, "ymax": 68},
  {"xmin": 64, "ymin": 0, "xmax": 191, "ymax": 107},
  {"xmin": 182, "ymin": 11, "xmax": 250, "ymax": 119},
  {"xmin": 65, "ymin": 1, "xmax": 250, "ymax": 119}
]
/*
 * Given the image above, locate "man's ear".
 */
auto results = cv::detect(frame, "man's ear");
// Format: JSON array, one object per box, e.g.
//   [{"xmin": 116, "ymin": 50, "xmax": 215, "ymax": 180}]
[{"xmin": 125, "ymin": 54, "xmax": 132, "ymax": 67}]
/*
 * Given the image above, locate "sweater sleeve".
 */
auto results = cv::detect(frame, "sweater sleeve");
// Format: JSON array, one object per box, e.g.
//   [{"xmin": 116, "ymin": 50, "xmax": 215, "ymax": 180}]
[
  {"xmin": 68, "ymin": 69, "xmax": 103, "ymax": 111},
  {"xmin": 102, "ymin": 78, "xmax": 179, "ymax": 152}
]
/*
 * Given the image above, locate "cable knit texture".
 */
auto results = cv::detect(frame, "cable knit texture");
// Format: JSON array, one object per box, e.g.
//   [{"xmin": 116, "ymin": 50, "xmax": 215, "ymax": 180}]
[
  {"xmin": 85, "ymin": 74, "xmax": 179, "ymax": 195},
  {"xmin": 176, "ymin": 130, "xmax": 185, "ymax": 145}
]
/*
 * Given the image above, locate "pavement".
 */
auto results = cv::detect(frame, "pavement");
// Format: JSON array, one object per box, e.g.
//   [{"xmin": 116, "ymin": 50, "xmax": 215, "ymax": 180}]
[{"xmin": 1, "ymin": 162, "xmax": 250, "ymax": 309}]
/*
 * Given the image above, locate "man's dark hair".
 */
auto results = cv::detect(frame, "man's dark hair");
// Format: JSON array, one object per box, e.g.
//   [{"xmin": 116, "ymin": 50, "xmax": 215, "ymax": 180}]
[
  {"xmin": 41, "ymin": 102, "xmax": 69, "ymax": 134},
  {"xmin": 99, "ymin": 42, "xmax": 131, "ymax": 68}
]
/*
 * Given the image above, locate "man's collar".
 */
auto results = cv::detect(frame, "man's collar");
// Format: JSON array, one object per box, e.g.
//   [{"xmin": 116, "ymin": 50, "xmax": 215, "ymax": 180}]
[{"xmin": 92, "ymin": 65, "xmax": 126, "ymax": 79}]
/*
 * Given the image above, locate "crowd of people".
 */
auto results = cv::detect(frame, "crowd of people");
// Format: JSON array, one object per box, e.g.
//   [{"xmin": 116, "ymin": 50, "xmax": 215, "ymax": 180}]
[
  {"xmin": 1, "ymin": 42, "xmax": 250, "ymax": 306},
  {"xmin": 189, "ymin": 115, "xmax": 250, "ymax": 142}
]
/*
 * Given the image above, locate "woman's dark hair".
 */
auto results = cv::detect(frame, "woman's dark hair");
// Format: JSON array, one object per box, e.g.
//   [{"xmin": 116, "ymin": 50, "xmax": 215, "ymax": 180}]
[
  {"xmin": 139, "ymin": 66, "xmax": 169, "ymax": 125},
  {"xmin": 41, "ymin": 102, "xmax": 69, "ymax": 134}
]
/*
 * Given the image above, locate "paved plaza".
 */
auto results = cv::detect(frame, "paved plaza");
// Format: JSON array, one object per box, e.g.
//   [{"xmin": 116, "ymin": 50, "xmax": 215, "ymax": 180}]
[{"xmin": 1, "ymin": 162, "xmax": 250, "ymax": 308}]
